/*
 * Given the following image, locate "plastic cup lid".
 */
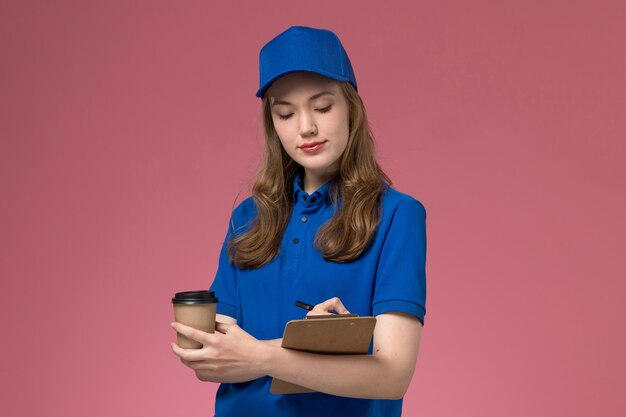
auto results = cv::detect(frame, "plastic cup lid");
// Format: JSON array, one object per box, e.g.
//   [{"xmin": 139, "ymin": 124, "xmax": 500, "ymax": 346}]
[{"xmin": 172, "ymin": 290, "xmax": 218, "ymax": 304}]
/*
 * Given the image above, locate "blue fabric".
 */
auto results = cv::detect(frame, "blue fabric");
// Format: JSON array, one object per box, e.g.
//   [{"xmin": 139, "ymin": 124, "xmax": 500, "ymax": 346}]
[
  {"xmin": 256, "ymin": 26, "xmax": 358, "ymax": 98},
  {"xmin": 209, "ymin": 174, "xmax": 427, "ymax": 417}
]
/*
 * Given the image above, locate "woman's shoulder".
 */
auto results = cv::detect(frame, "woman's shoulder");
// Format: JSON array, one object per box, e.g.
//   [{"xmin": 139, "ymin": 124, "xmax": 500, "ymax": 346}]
[
  {"xmin": 231, "ymin": 196, "xmax": 257, "ymax": 223},
  {"xmin": 381, "ymin": 185, "xmax": 427, "ymax": 216}
]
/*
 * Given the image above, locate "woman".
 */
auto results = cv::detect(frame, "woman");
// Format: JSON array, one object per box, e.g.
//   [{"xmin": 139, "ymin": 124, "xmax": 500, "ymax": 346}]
[{"xmin": 170, "ymin": 26, "xmax": 427, "ymax": 417}]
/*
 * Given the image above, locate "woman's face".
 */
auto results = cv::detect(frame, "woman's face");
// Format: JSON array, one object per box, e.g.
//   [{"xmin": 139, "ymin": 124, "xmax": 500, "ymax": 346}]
[{"xmin": 267, "ymin": 71, "xmax": 350, "ymax": 181}]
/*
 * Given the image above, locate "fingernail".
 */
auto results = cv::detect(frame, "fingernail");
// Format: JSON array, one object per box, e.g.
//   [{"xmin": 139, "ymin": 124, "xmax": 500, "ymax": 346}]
[{"xmin": 170, "ymin": 322, "xmax": 176, "ymax": 327}]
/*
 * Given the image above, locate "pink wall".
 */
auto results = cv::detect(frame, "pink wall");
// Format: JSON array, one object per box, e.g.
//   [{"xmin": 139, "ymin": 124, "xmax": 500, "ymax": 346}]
[{"xmin": 1, "ymin": 1, "xmax": 624, "ymax": 416}]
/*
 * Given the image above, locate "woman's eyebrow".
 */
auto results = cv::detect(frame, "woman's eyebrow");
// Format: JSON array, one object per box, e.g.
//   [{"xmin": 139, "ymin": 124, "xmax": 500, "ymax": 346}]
[{"xmin": 271, "ymin": 91, "xmax": 334, "ymax": 107}]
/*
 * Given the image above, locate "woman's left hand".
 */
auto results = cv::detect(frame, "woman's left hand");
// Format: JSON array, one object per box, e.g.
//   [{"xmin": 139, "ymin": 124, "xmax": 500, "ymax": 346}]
[{"xmin": 170, "ymin": 321, "xmax": 268, "ymax": 383}]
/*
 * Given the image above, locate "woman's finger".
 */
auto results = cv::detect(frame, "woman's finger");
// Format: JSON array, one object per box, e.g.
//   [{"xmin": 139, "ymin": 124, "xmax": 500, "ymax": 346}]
[
  {"xmin": 308, "ymin": 297, "xmax": 350, "ymax": 315},
  {"xmin": 171, "ymin": 322, "xmax": 212, "ymax": 345},
  {"xmin": 319, "ymin": 296, "xmax": 350, "ymax": 314},
  {"xmin": 215, "ymin": 321, "xmax": 234, "ymax": 334},
  {"xmin": 171, "ymin": 341, "xmax": 212, "ymax": 362}
]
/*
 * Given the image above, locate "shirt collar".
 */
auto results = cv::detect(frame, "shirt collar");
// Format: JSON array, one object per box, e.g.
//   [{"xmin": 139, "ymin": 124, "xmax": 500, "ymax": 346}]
[{"xmin": 291, "ymin": 174, "xmax": 332, "ymax": 205}]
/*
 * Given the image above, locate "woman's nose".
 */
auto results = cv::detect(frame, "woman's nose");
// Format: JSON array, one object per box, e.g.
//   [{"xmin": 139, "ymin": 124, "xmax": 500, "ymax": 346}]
[{"xmin": 298, "ymin": 112, "xmax": 318, "ymax": 137}]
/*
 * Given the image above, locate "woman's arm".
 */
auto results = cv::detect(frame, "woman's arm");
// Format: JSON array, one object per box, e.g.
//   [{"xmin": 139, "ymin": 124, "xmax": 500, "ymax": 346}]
[
  {"xmin": 261, "ymin": 312, "xmax": 422, "ymax": 399},
  {"xmin": 170, "ymin": 311, "xmax": 422, "ymax": 399}
]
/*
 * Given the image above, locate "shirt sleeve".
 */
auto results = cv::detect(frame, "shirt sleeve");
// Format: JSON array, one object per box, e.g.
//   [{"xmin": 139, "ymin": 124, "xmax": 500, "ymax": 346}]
[
  {"xmin": 209, "ymin": 215, "xmax": 239, "ymax": 320},
  {"xmin": 372, "ymin": 198, "xmax": 427, "ymax": 326}
]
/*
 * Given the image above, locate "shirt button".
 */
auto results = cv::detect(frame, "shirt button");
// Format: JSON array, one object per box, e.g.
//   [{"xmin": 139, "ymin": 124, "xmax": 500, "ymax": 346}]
[
  {"xmin": 302, "ymin": 196, "xmax": 307, "ymax": 201},
  {"xmin": 310, "ymin": 197, "xmax": 317, "ymax": 203},
  {"xmin": 301, "ymin": 216, "xmax": 308, "ymax": 223},
  {"xmin": 293, "ymin": 238, "xmax": 300, "ymax": 244}
]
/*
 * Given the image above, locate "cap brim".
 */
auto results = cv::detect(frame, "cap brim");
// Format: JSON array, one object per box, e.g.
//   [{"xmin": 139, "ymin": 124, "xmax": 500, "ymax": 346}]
[{"xmin": 256, "ymin": 68, "xmax": 352, "ymax": 98}]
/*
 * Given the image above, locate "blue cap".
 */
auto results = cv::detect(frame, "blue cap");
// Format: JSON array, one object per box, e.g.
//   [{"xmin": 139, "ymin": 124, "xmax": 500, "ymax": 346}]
[{"xmin": 256, "ymin": 26, "xmax": 358, "ymax": 98}]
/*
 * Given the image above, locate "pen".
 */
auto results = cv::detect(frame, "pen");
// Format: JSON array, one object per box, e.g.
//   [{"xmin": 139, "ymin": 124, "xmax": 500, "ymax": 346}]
[{"xmin": 295, "ymin": 300, "xmax": 315, "ymax": 311}]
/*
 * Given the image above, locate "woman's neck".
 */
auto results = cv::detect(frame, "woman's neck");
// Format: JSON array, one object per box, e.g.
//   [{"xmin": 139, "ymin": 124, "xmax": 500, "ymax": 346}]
[{"xmin": 302, "ymin": 169, "xmax": 336, "ymax": 194}]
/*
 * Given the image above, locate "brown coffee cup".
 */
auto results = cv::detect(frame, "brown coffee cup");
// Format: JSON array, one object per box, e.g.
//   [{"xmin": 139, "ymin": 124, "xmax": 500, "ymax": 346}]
[{"xmin": 172, "ymin": 290, "xmax": 218, "ymax": 349}]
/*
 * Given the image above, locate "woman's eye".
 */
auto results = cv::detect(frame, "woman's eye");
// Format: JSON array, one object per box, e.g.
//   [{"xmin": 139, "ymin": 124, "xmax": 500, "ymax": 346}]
[
  {"xmin": 316, "ymin": 105, "xmax": 332, "ymax": 113},
  {"xmin": 277, "ymin": 105, "xmax": 331, "ymax": 121}
]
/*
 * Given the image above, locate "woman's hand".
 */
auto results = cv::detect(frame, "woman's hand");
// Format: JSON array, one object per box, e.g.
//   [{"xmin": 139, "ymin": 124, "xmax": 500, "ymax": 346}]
[
  {"xmin": 170, "ymin": 321, "xmax": 269, "ymax": 383},
  {"xmin": 306, "ymin": 296, "xmax": 351, "ymax": 317}
]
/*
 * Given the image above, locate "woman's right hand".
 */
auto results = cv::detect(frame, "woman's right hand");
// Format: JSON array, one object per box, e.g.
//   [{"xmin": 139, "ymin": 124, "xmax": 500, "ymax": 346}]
[{"xmin": 306, "ymin": 297, "xmax": 351, "ymax": 317}]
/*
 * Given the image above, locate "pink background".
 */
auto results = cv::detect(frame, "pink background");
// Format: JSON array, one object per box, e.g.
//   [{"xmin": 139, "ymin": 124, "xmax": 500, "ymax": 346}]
[{"xmin": 1, "ymin": 1, "xmax": 625, "ymax": 416}]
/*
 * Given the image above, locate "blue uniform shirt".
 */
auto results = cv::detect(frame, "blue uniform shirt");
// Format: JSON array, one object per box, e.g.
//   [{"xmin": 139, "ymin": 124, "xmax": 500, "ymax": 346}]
[{"xmin": 209, "ymin": 174, "xmax": 427, "ymax": 417}]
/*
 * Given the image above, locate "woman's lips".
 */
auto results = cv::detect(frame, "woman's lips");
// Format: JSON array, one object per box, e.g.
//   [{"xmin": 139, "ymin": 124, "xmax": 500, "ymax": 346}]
[{"xmin": 300, "ymin": 141, "xmax": 326, "ymax": 153}]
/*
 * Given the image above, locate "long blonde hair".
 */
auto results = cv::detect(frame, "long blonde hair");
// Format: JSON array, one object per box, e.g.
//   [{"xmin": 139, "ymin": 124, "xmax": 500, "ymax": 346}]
[{"xmin": 228, "ymin": 82, "xmax": 391, "ymax": 269}]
